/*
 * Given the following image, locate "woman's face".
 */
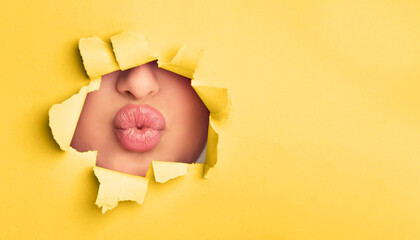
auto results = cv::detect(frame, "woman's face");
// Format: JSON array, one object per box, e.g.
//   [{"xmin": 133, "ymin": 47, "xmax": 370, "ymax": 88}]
[{"xmin": 71, "ymin": 61, "xmax": 209, "ymax": 176}]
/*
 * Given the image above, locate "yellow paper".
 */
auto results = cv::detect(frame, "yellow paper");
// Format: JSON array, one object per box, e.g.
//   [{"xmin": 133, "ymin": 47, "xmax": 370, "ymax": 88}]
[
  {"xmin": 204, "ymin": 120, "xmax": 218, "ymax": 178},
  {"xmin": 79, "ymin": 36, "xmax": 120, "ymax": 79},
  {"xmin": 192, "ymin": 85, "xmax": 231, "ymax": 121},
  {"xmin": 94, "ymin": 166, "xmax": 148, "ymax": 213},
  {"xmin": 158, "ymin": 45, "xmax": 204, "ymax": 79},
  {"xmin": 48, "ymin": 79, "xmax": 101, "ymax": 150},
  {"xmin": 110, "ymin": 31, "xmax": 157, "ymax": 70},
  {"xmin": 152, "ymin": 161, "xmax": 188, "ymax": 183},
  {"xmin": 3, "ymin": 1, "xmax": 420, "ymax": 239}
]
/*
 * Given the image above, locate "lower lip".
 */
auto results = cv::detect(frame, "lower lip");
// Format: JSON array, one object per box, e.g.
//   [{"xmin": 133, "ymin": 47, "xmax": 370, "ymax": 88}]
[{"xmin": 113, "ymin": 104, "xmax": 166, "ymax": 152}]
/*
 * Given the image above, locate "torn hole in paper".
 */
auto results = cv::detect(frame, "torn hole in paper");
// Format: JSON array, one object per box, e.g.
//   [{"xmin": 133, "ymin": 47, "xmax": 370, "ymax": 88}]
[{"xmin": 48, "ymin": 31, "xmax": 231, "ymax": 213}]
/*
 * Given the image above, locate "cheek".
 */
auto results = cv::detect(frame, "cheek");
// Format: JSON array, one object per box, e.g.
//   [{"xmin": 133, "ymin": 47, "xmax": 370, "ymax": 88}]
[
  {"xmin": 166, "ymin": 79, "xmax": 209, "ymax": 127},
  {"xmin": 176, "ymin": 94, "xmax": 209, "ymax": 161},
  {"xmin": 163, "ymin": 79, "xmax": 209, "ymax": 156},
  {"xmin": 71, "ymin": 79, "xmax": 118, "ymax": 151},
  {"xmin": 71, "ymin": 93, "xmax": 100, "ymax": 151}
]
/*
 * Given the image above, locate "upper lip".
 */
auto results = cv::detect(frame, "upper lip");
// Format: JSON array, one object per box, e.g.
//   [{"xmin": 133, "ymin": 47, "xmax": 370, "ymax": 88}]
[
  {"xmin": 113, "ymin": 104, "xmax": 166, "ymax": 131},
  {"xmin": 112, "ymin": 104, "xmax": 166, "ymax": 152}
]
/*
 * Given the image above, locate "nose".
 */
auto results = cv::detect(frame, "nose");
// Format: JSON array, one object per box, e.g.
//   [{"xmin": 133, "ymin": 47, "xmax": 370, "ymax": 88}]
[{"xmin": 116, "ymin": 62, "xmax": 159, "ymax": 100}]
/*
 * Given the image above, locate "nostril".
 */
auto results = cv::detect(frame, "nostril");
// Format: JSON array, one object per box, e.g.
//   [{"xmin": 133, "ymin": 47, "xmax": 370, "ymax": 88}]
[
  {"xmin": 124, "ymin": 90, "xmax": 135, "ymax": 99},
  {"xmin": 116, "ymin": 65, "xmax": 160, "ymax": 100}
]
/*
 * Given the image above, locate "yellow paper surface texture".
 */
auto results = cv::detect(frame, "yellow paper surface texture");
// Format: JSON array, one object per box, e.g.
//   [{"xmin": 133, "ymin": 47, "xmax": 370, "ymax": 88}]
[{"xmin": 2, "ymin": 1, "xmax": 420, "ymax": 239}]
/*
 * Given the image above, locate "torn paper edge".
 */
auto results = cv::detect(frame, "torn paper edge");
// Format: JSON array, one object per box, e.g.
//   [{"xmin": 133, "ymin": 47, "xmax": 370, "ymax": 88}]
[
  {"xmin": 49, "ymin": 78, "xmax": 101, "ymax": 151},
  {"xmin": 94, "ymin": 166, "xmax": 149, "ymax": 213},
  {"xmin": 203, "ymin": 120, "xmax": 219, "ymax": 178},
  {"xmin": 158, "ymin": 45, "xmax": 204, "ymax": 79},
  {"xmin": 192, "ymin": 84, "xmax": 232, "ymax": 122},
  {"xmin": 152, "ymin": 161, "xmax": 189, "ymax": 183},
  {"xmin": 49, "ymin": 31, "xmax": 231, "ymax": 213},
  {"xmin": 79, "ymin": 36, "xmax": 120, "ymax": 79},
  {"xmin": 110, "ymin": 31, "xmax": 158, "ymax": 71}
]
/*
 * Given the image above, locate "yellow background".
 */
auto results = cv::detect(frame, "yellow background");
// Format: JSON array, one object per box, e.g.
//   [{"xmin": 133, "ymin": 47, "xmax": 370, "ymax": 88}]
[{"xmin": 1, "ymin": 0, "xmax": 419, "ymax": 239}]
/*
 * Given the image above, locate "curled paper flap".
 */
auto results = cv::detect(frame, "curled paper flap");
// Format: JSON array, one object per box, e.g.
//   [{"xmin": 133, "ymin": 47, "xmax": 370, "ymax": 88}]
[
  {"xmin": 158, "ymin": 45, "xmax": 204, "ymax": 79},
  {"xmin": 111, "ymin": 31, "xmax": 157, "ymax": 71},
  {"xmin": 48, "ymin": 79, "xmax": 101, "ymax": 151},
  {"xmin": 79, "ymin": 36, "xmax": 120, "ymax": 79},
  {"xmin": 204, "ymin": 121, "xmax": 218, "ymax": 178},
  {"xmin": 152, "ymin": 161, "xmax": 188, "ymax": 183},
  {"xmin": 94, "ymin": 166, "xmax": 149, "ymax": 214},
  {"xmin": 192, "ymin": 85, "xmax": 231, "ymax": 121}
]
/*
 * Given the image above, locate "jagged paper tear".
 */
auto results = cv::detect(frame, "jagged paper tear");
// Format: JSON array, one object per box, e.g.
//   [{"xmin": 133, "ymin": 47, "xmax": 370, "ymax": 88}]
[
  {"xmin": 49, "ymin": 78, "xmax": 101, "ymax": 151},
  {"xmin": 111, "ymin": 31, "xmax": 157, "ymax": 71},
  {"xmin": 204, "ymin": 121, "xmax": 219, "ymax": 178},
  {"xmin": 94, "ymin": 166, "xmax": 149, "ymax": 213},
  {"xmin": 79, "ymin": 36, "xmax": 119, "ymax": 79},
  {"xmin": 158, "ymin": 45, "xmax": 204, "ymax": 79},
  {"xmin": 192, "ymin": 85, "xmax": 231, "ymax": 121},
  {"xmin": 152, "ymin": 161, "xmax": 188, "ymax": 183},
  {"xmin": 49, "ymin": 31, "xmax": 231, "ymax": 213}
]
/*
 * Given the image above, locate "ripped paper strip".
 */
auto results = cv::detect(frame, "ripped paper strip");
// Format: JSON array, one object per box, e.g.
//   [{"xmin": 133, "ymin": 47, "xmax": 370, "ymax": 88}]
[
  {"xmin": 79, "ymin": 37, "xmax": 119, "ymax": 79},
  {"xmin": 192, "ymin": 85, "xmax": 231, "ymax": 121},
  {"xmin": 94, "ymin": 166, "xmax": 148, "ymax": 213},
  {"xmin": 204, "ymin": 121, "xmax": 219, "ymax": 178},
  {"xmin": 111, "ymin": 31, "xmax": 157, "ymax": 71},
  {"xmin": 49, "ymin": 79, "xmax": 100, "ymax": 150},
  {"xmin": 49, "ymin": 31, "xmax": 231, "ymax": 213},
  {"xmin": 152, "ymin": 161, "xmax": 188, "ymax": 183},
  {"xmin": 159, "ymin": 45, "xmax": 204, "ymax": 79}
]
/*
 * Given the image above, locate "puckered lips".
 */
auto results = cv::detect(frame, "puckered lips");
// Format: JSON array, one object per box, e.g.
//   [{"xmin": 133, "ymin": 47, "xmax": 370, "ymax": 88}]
[{"xmin": 113, "ymin": 104, "xmax": 166, "ymax": 152}]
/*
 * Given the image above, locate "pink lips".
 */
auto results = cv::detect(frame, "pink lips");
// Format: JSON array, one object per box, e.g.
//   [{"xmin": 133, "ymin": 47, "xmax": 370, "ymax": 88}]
[{"xmin": 113, "ymin": 104, "xmax": 166, "ymax": 152}]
